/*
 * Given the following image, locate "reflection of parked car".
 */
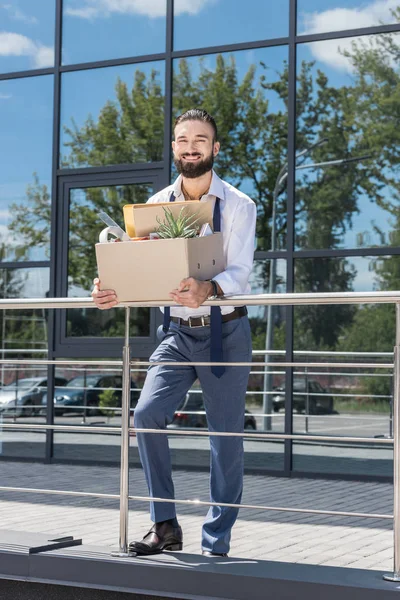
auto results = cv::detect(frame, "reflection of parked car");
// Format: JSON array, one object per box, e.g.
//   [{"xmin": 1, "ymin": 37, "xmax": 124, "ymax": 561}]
[
  {"xmin": 169, "ymin": 391, "xmax": 257, "ymax": 430},
  {"xmin": 0, "ymin": 376, "xmax": 68, "ymax": 417},
  {"xmin": 272, "ymin": 379, "xmax": 334, "ymax": 414},
  {"xmin": 42, "ymin": 374, "xmax": 139, "ymax": 416}
]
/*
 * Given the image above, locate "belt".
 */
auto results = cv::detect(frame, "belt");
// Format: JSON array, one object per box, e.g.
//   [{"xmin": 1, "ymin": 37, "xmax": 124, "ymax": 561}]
[{"xmin": 170, "ymin": 306, "xmax": 247, "ymax": 328}]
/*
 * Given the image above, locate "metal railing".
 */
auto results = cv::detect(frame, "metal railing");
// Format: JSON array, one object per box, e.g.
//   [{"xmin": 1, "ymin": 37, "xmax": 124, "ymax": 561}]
[{"xmin": 0, "ymin": 291, "xmax": 399, "ymax": 581}]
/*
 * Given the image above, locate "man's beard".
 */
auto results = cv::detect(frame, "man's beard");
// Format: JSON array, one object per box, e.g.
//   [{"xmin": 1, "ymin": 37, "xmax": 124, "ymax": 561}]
[{"xmin": 173, "ymin": 152, "xmax": 214, "ymax": 179}]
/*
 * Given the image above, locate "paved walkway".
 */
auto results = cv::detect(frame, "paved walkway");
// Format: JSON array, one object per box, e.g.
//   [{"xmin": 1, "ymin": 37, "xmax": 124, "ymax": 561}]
[{"xmin": 0, "ymin": 461, "xmax": 394, "ymax": 572}]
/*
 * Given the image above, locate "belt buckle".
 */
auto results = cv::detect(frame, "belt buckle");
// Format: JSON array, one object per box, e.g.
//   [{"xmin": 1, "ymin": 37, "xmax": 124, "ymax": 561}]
[{"xmin": 188, "ymin": 315, "xmax": 208, "ymax": 328}]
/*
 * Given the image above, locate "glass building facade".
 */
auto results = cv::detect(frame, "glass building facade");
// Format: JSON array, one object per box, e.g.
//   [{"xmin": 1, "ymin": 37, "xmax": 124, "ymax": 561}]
[{"xmin": 0, "ymin": 0, "xmax": 399, "ymax": 478}]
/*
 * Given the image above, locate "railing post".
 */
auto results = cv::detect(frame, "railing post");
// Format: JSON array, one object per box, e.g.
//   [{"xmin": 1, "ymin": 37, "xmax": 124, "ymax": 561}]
[
  {"xmin": 384, "ymin": 303, "xmax": 400, "ymax": 581},
  {"xmin": 305, "ymin": 367, "xmax": 309, "ymax": 434},
  {"xmin": 112, "ymin": 306, "xmax": 131, "ymax": 557}
]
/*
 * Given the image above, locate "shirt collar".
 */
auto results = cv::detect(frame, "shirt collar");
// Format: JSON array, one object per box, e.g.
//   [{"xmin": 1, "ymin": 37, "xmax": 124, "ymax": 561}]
[{"xmin": 172, "ymin": 170, "xmax": 225, "ymax": 201}]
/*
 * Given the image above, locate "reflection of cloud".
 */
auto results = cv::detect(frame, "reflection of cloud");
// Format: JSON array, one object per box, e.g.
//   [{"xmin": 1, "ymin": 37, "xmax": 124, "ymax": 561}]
[
  {"xmin": 65, "ymin": 0, "xmax": 216, "ymax": 19},
  {"xmin": 1, "ymin": 3, "xmax": 38, "ymax": 24},
  {"xmin": 301, "ymin": 0, "xmax": 399, "ymax": 72},
  {"xmin": 0, "ymin": 32, "xmax": 53, "ymax": 67}
]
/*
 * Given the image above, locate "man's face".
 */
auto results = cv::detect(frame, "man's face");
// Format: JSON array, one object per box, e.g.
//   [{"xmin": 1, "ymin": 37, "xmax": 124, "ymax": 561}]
[{"xmin": 172, "ymin": 120, "xmax": 220, "ymax": 179}]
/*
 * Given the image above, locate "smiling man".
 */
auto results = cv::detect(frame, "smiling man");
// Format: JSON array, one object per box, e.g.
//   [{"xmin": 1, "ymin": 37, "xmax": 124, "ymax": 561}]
[{"xmin": 92, "ymin": 109, "xmax": 256, "ymax": 557}]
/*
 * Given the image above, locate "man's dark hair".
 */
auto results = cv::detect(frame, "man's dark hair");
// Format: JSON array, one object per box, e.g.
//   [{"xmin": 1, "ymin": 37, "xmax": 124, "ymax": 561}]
[{"xmin": 174, "ymin": 109, "xmax": 218, "ymax": 141}]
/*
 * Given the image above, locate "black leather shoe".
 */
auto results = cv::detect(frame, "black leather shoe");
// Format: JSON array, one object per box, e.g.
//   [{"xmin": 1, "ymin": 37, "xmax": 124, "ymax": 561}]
[
  {"xmin": 129, "ymin": 522, "xmax": 183, "ymax": 556},
  {"xmin": 202, "ymin": 551, "xmax": 228, "ymax": 557}
]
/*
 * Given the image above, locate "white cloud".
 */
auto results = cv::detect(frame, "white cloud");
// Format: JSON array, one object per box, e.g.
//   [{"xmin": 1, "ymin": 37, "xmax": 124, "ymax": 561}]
[
  {"xmin": 0, "ymin": 93, "xmax": 12, "ymax": 99},
  {"xmin": 1, "ymin": 3, "xmax": 38, "ymax": 24},
  {"xmin": 65, "ymin": 0, "xmax": 216, "ymax": 20},
  {"xmin": 34, "ymin": 45, "xmax": 54, "ymax": 68},
  {"xmin": 301, "ymin": 0, "xmax": 399, "ymax": 72},
  {"xmin": 0, "ymin": 32, "xmax": 53, "ymax": 67}
]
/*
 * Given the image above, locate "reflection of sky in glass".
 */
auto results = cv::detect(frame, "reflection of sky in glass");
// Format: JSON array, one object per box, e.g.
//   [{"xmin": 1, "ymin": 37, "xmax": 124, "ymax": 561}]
[
  {"xmin": 174, "ymin": 0, "xmax": 289, "ymax": 50},
  {"xmin": 295, "ymin": 256, "xmax": 400, "ymax": 292},
  {"xmin": 60, "ymin": 61, "xmax": 165, "ymax": 165},
  {"xmin": 1, "ymin": 267, "xmax": 49, "ymax": 298},
  {"xmin": 0, "ymin": 76, "xmax": 53, "ymax": 261},
  {"xmin": 62, "ymin": 0, "xmax": 166, "ymax": 65},
  {"xmin": 298, "ymin": 0, "xmax": 400, "ymax": 35},
  {"xmin": 296, "ymin": 34, "xmax": 400, "ymax": 250},
  {"xmin": 0, "ymin": 0, "xmax": 55, "ymax": 73}
]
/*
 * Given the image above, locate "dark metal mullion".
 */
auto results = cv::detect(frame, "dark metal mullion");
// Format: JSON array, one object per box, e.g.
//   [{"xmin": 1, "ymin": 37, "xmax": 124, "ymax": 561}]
[
  {"xmin": 0, "ymin": 261, "xmax": 50, "ymax": 269},
  {"xmin": 163, "ymin": 0, "xmax": 174, "ymax": 186},
  {"xmin": 172, "ymin": 36, "xmax": 289, "ymax": 58},
  {"xmin": 255, "ymin": 251, "xmax": 287, "ymax": 261},
  {"xmin": 294, "ymin": 247, "xmax": 400, "ymax": 258},
  {"xmin": 0, "ymin": 68, "xmax": 53, "ymax": 82},
  {"xmin": 60, "ymin": 53, "xmax": 166, "ymax": 73},
  {"xmin": 46, "ymin": 0, "xmax": 63, "ymax": 464},
  {"xmin": 284, "ymin": 0, "xmax": 297, "ymax": 477},
  {"xmin": 57, "ymin": 162, "xmax": 164, "ymax": 177},
  {"xmin": 296, "ymin": 22, "xmax": 400, "ymax": 45}
]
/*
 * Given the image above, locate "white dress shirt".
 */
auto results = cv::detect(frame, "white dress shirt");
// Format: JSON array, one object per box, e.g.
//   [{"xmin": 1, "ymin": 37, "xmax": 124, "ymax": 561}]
[{"xmin": 147, "ymin": 170, "xmax": 256, "ymax": 319}]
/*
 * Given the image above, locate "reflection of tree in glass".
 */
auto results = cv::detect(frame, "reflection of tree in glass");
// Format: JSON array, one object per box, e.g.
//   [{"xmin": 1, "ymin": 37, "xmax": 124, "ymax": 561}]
[
  {"xmin": 6, "ymin": 29, "xmax": 400, "ymax": 347},
  {"xmin": 62, "ymin": 69, "xmax": 164, "ymax": 167},
  {"xmin": 0, "ymin": 250, "xmax": 46, "ymax": 353}
]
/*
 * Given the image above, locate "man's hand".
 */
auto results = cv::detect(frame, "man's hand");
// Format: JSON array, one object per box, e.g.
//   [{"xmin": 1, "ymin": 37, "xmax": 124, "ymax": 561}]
[
  {"xmin": 170, "ymin": 278, "xmax": 213, "ymax": 309},
  {"xmin": 91, "ymin": 278, "xmax": 118, "ymax": 310}
]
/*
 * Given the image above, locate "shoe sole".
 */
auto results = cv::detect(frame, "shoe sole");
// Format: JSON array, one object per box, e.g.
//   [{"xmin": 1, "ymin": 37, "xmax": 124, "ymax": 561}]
[{"xmin": 128, "ymin": 542, "xmax": 183, "ymax": 556}]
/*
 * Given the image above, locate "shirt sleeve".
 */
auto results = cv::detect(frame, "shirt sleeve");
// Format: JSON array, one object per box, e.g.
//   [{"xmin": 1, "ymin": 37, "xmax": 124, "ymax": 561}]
[{"xmin": 213, "ymin": 200, "xmax": 257, "ymax": 296}]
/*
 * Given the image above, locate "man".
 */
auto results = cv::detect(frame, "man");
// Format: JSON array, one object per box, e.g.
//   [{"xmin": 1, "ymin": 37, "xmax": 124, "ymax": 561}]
[{"xmin": 92, "ymin": 109, "xmax": 256, "ymax": 557}]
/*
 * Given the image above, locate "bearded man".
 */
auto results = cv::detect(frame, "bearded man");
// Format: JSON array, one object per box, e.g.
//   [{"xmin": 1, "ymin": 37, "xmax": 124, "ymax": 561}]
[{"xmin": 92, "ymin": 109, "xmax": 256, "ymax": 557}]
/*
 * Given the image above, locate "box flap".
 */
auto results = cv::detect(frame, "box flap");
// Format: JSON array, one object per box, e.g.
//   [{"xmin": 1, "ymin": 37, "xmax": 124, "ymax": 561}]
[{"xmin": 123, "ymin": 201, "xmax": 214, "ymax": 238}]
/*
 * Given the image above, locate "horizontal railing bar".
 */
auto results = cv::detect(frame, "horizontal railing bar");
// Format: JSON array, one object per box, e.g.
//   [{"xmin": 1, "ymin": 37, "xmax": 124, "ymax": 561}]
[
  {"xmin": 0, "ymin": 486, "xmax": 119, "ymax": 500},
  {"xmin": 0, "ymin": 359, "xmax": 393, "ymax": 368},
  {"xmin": 0, "ymin": 424, "xmax": 121, "ymax": 433},
  {"xmin": 255, "ymin": 350, "xmax": 394, "ymax": 357},
  {"xmin": 0, "ymin": 422, "xmax": 393, "ymax": 443},
  {"xmin": 0, "ymin": 360, "xmax": 123, "ymax": 366},
  {"xmin": 135, "ymin": 361, "xmax": 395, "ymax": 368},
  {"xmin": 0, "ymin": 485, "xmax": 391, "ymax": 520},
  {"xmin": 127, "ymin": 494, "xmax": 393, "ymax": 520},
  {"xmin": 2, "ymin": 348, "xmax": 394, "ymax": 357},
  {"xmin": 2, "ymin": 291, "xmax": 400, "ymax": 310}
]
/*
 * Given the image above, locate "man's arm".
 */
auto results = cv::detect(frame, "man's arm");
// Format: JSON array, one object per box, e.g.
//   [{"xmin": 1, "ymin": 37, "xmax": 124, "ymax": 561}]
[
  {"xmin": 212, "ymin": 200, "xmax": 256, "ymax": 296},
  {"xmin": 170, "ymin": 200, "xmax": 257, "ymax": 307}
]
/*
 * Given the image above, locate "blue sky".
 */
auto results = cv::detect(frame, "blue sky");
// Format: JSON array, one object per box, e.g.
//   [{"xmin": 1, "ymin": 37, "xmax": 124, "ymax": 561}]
[{"xmin": 0, "ymin": 74, "xmax": 53, "ymax": 261}]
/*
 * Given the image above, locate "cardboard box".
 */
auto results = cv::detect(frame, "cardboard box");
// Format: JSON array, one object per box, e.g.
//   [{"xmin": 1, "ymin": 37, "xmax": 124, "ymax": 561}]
[
  {"xmin": 95, "ymin": 233, "xmax": 225, "ymax": 302},
  {"xmin": 123, "ymin": 201, "xmax": 214, "ymax": 238}
]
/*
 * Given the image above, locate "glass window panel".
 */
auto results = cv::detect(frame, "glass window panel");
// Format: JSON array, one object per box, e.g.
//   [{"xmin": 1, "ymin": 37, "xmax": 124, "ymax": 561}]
[
  {"xmin": 298, "ymin": 0, "xmax": 400, "ymax": 35},
  {"xmin": 0, "ymin": 267, "xmax": 49, "ymax": 385},
  {"xmin": 62, "ymin": 0, "xmax": 166, "ymax": 65},
  {"xmin": 66, "ymin": 184, "xmax": 152, "ymax": 338},
  {"xmin": 296, "ymin": 33, "xmax": 400, "ymax": 250},
  {"xmin": 0, "ymin": 1, "xmax": 55, "ymax": 74},
  {"xmin": 173, "ymin": 47, "xmax": 288, "ymax": 251},
  {"xmin": 248, "ymin": 259, "xmax": 286, "ymax": 435},
  {"xmin": 60, "ymin": 61, "xmax": 165, "ymax": 168},
  {"xmin": 174, "ymin": 0, "xmax": 289, "ymax": 51},
  {"xmin": 0, "ymin": 76, "xmax": 53, "ymax": 261},
  {"xmin": 294, "ymin": 255, "xmax": 399, "ymax": 352},
  {"xmin": 293, "ymin": 254, "xmax": 396, "ymax": 477}
]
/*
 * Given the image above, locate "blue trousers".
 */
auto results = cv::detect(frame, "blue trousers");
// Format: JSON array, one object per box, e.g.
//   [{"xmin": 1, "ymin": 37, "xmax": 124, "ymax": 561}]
[{"xmin": 134, "ymin": 315, "xmax": 252, "ymax": 554}]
